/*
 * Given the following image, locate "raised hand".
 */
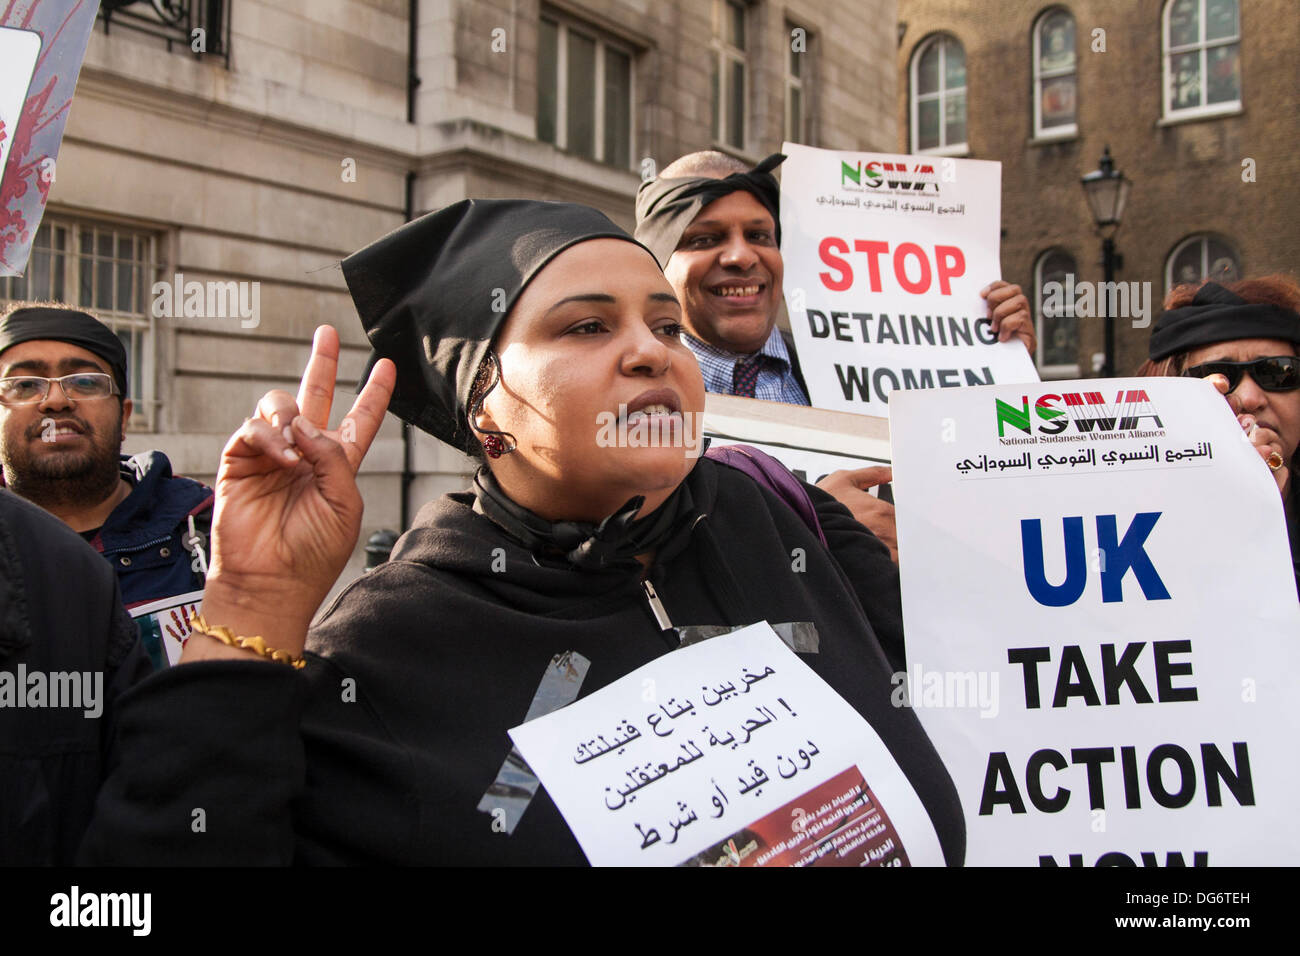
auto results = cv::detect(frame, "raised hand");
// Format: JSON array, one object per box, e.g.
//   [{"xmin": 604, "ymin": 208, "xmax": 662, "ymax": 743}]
[
  {"xmin": 816, "ymin": 466, "xmax": 899, "ymax": 563},
  {"xmin": 981, "ymin": 280, "xmax": 1037, "ymax": 357},
  {"xmin": 1205, "ymin": 372, "xmax": 1290, "ymax": 498},
  {"xmin": 186, "ymin": 326, "xmax": 395, "ymax": 662}
]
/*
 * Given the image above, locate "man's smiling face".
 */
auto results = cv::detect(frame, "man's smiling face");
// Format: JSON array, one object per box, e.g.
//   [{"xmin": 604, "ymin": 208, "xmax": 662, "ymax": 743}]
[{"xmin": 662, "ymin": 190, "xmax": 783, "ymax": 355}]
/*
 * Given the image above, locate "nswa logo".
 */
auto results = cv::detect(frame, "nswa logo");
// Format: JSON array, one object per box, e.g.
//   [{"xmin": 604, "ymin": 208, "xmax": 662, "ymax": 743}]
[
  {"xmin": 841, "ymin": 160, "xmax": 938, "ymax": 193},
  {"xmin": 997, "ymin": 389, "xmax": 1164, "ymax": 438}
]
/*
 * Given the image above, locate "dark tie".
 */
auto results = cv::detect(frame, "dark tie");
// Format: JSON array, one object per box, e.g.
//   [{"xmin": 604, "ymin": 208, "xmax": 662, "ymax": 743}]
[{"xmin": 732, "ymin": 355, "xmax": 767, "ymax": 397}]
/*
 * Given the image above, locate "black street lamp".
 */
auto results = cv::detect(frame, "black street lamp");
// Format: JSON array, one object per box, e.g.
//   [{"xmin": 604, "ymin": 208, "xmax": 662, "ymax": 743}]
[{"xmin": 1080, "ymin": 146, "xmax": 1132, "ymax": 377}]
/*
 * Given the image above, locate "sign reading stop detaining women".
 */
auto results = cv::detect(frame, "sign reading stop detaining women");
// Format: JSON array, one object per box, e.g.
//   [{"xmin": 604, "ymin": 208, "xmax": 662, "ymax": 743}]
[
  {"xmin": 889, "ymin": 377, "xmax": 1300, "ymax": 865},
  {"xmin": 780, "ymin": 142, "xmax": 1038, "ymax": 415}
]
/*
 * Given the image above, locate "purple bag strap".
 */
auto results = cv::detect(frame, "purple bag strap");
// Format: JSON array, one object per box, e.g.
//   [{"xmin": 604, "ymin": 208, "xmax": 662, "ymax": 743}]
[{"xmin": 705, "ymin": 444, "xmax": 829, "ymax": 548}]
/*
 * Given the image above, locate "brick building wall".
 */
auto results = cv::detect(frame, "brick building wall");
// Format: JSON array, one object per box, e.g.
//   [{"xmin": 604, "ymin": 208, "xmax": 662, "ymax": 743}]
[{"xmin": 897, "ymin": 0, "xmax": 1300, "ymax": 377}]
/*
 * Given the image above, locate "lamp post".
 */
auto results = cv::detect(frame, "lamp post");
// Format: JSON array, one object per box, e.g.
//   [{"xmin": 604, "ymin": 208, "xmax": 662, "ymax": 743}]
[{"xmin": 1080, "ymin": 146, "xmax": 1132, "ymax": 377}]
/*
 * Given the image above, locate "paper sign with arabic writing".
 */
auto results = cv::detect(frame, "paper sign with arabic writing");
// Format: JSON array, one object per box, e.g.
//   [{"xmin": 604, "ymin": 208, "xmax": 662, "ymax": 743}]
[{"xmin": 510, "ymin": 622, "xmax": 943, "ymax": 866}]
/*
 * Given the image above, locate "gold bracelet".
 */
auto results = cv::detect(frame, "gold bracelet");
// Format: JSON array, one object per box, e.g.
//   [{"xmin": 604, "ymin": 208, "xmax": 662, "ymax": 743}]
[{"xmin": 190, "ymin": 613, "xmax": 306, "ymax": 669}]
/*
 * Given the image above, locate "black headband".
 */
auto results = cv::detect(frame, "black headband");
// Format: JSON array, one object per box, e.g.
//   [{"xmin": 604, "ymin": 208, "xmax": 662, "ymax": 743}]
[
  {"xmin": 1148, "ymin": 282, "xmax": 1300, "ymax": 361},
  {"xmin": 634, "ymin": 153, "xmax": 785, "ymax": 269},
  {"xmin": 345, "ymin": 199, "xmax": 651, "ymax": 453},
  {"xmin": 0, "ymin": 307, "xmax": 129, "ymax": 395}
]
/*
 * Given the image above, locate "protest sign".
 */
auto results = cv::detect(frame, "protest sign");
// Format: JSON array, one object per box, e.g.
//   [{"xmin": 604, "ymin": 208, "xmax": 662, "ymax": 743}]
[
  {"xmin": 129, "ymin": 589, "xmax": 204, "ymax": 669},
  {"xmin": 779, "ymin": 142, "xmax": 1038, "ymax": 415},
  {"xmin": 703, "ymin": 391, "xmax": 890, "ymax": 484},
  {"xmin": 510, "ymin": 622, "xmax": 944, "ymax": 867},
  {"xmin": 0, "ymin": 28, "xmax": 40, "ymax": 185},
  {"xmin": 889, "ymin": 377, "xmax": 1300, "ymax": 865},
  {"xmin": 1, "ymin": 1, "xmax": 99, "ymax": 276}
]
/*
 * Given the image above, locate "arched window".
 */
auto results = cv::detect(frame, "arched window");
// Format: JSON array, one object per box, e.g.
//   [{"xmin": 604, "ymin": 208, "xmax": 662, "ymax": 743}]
[
  {"xmin": 1035, "ymin": 249, "xmax": 1080, "ymax": 378},
  {"xmin": 1163, "ymin": 0, "xmax": 1240, "ymax": 119},
  {"xmin": 1166, "ymin": 234, "xmax": 1240, "ymax": 290},
  {"xmin": 910, "ymin": 35, "xmax": 967, "ymax": 155},
  {"xmin": 1033, "ymin": 8, "xmax": 1077, "ymax": 138}
]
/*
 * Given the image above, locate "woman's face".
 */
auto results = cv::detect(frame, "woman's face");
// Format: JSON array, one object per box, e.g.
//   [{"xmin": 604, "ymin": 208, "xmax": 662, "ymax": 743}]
[
  {"xmin": 479, "ymin": 238, "xmax": 707, "ymax": 522},
  {"xmin": 1183, "ymin": 337, "xmax": 1300, "ymax": 463}
]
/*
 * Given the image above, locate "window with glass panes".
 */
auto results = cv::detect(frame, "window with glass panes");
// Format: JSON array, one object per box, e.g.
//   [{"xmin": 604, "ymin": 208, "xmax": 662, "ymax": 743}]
[
  {"xmin": 1164, "ymin": 0, "xmax": 1240, "ymax": 117},
  {"xmin": 1035, "ymin": 249, "xmax": 1080, "ymax": 377},
  {"xmin": 1166, "ymin": 235, "xmax": 1240, "ymax": 290},
  {"xmin": 911, "ymin": 35, "xmax": 967, "ymax": 154},
  {"xmin": 786, "ymin": 22, "xmax": 810, "ymax": 144},
  {"xmin": 0, "ymin": 219, "xmax": 158, "ymax": 429},
  {"xmin": 536, "ymin": 13, "xmax": 633, "ymax": 168},
  {"xmin": 711, "ymin": 0, "xmax": 748, "ymax": 149},
  {"xmin": 1034, "ymin": 9, "xmax": 1077, "ymax": 137}
]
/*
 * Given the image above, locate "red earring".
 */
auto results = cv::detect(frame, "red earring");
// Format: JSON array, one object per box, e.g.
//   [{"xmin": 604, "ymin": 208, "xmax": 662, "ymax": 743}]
[{"xmin": 482, "ymin": 434, "xmax": 505, "ymax": 459}]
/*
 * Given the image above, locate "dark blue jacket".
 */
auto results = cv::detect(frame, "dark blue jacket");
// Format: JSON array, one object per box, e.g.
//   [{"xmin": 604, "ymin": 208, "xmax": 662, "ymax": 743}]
[{"xmin": 84, "ymin": 451, "xmax": 213, "ymax": 668}]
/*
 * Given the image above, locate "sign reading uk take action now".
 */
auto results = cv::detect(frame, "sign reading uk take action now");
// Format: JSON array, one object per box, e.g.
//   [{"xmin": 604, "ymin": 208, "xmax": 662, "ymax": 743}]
[
  {"xmin": 780, "ymin": 142, "xmax": 1038, "ymax": 415},
  {"xmin": 889, "ymin": 378, "xmax": 1300, "ymax": 865}
]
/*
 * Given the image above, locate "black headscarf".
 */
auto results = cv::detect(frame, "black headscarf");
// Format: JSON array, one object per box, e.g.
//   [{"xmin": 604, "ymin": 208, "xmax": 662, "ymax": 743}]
[
  {"xmin": 344, "ymin": 199, "xmax": 650, "ymax": 453},
  {"xmin": 1149, "ymin": 282, "xmax": 1300, "ymax": 361},
  {"xmin": 0, "ymin": 307, "xmax": 129, "ymax": 395},
  {"xmin": 634, "ymin": 154, "xmax": 785, "ymax": 269}
]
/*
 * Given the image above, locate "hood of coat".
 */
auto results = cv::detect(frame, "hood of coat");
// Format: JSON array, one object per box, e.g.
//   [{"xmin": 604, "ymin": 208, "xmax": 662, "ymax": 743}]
[{"xmin": 97, "ymin": 451, "xmax": 213, "ymax": 551}]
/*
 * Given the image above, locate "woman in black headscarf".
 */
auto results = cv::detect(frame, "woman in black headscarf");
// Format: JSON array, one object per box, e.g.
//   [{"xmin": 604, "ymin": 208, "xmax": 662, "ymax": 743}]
[
  {"xmin": 81, "ymin": 200, "xmax": 963, "ymax": 866},
  {"xmin": 1140, "ymin": 275, "xmax": 1300, "ymax": 594}
]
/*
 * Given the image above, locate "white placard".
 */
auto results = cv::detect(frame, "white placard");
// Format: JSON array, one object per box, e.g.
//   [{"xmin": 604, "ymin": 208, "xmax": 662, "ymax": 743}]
[
  {"xmin": 1, "ymin": 4, "xmax": 99, "ymax": 276},
  {"xmin": 0, "ymin": 27, "xmax": 41, "ymax": 179},
  {"xmin": 703, "ymin": 392, "xmax": 890, "ymax": 484},
  {"xmin": 510, "ymin": 622, "xmax": 944, "ymax": 867},
  {"xmin": 889, "ymin": 377, "xmax": 1300, "ymax": 866},
  {"xmin": 780, "ymin": 142, "xmax": 1038, "ymax": 415},
  {"xmin": 129, "ymin": 589, "xmax": 205, "ymax": 667}
]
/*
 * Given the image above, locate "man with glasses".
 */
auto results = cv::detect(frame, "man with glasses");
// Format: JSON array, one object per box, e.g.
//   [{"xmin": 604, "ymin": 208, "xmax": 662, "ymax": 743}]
[{"xmin": 0, "ymin": 304, "xmax": 212, "ymax": 668}]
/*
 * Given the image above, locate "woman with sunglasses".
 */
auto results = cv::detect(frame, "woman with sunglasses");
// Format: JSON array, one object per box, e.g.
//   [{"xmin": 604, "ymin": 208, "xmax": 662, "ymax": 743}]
[
  {"xmin": 1139, "ymin": 276, "xmax": 1300, "ymax": 594},
  {"xmin": 80, "ymin": 200, "xmax": 963, "ymax": 866}
]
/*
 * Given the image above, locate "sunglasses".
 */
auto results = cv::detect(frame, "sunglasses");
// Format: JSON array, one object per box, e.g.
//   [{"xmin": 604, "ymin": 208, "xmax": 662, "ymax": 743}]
[{"xmin": 1182, "ymin": 355, "xmax": 1300, "ymax": 393}]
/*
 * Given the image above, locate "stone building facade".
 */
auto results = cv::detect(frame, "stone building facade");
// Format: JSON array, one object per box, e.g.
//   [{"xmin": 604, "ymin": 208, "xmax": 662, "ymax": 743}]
[
  {"xmin": 896, "ymin": 0, "xmax": 1300, "ymax": 378},
  {"xmin": 2, "ymin": 0, "xmax": 896, "ymax": 591}
]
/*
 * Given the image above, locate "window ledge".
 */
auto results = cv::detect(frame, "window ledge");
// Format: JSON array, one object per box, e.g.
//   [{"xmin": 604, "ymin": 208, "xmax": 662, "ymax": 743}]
[
  {"xmin": 1029, "ymin": 129, "xmax": 1078, "ymax": 146},
  {"xmin": 710, "ymin": 143, "xmax": 763, "ymax": 166},
  {"xmin": 1157, "ymin": 103, "xmax": 1243, "ymax": 127},
  {"xmin": 915, "ymin": 143, "xmax": 970, "ymax": 158},
  {"xmin": 1040, "ymin": 365, "xmax": 1083, "ymax": 381}
]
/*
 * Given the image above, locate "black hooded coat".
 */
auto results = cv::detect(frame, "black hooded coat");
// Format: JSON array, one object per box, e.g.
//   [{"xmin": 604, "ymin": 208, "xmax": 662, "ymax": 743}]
[{"xmin": 81, "ymin": 459, "xmax": 964, "ymax": 865}]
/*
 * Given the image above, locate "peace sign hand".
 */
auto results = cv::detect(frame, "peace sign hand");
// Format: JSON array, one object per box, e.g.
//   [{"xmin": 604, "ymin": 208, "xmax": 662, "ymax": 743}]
[{"xmin": 189, "ymin": 326, "xmax": 396, "ymax": 661}]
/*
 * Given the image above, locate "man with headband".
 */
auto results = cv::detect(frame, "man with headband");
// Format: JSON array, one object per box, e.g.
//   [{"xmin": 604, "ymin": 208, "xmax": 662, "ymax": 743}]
[
  {"xmin": 635, "ymin": 151, "xmax": 1037, "ymax": 557},
  {"xmin": 0, "ymin": 304, "xmax": 213, "ymax": 669}
]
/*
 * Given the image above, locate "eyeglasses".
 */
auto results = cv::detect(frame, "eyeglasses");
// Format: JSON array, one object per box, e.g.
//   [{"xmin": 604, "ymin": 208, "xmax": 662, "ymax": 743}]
[
  {"xmin": 0, "ymin": 372, "xmax": 120, "ymax": 406},
  {"xmin": 1182, "ymin": 356, "xmax": 1300, "ymax": 393}
]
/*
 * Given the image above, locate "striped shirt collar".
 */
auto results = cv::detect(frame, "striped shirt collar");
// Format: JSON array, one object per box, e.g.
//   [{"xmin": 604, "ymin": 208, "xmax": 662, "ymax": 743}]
[{"xmin": 682, "ymin": 327, "xmax": 809, "ymax": 405}]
